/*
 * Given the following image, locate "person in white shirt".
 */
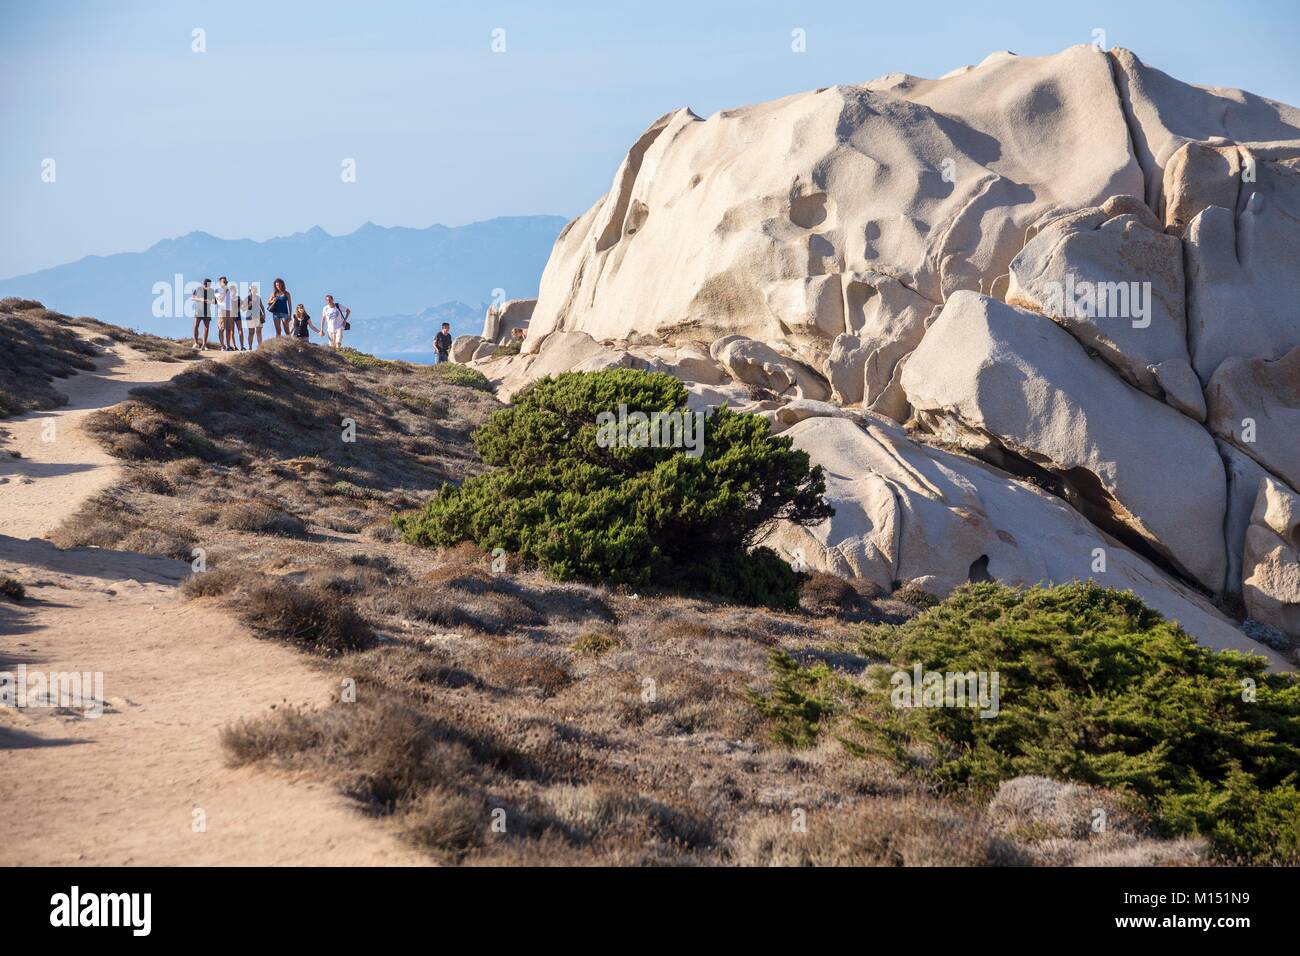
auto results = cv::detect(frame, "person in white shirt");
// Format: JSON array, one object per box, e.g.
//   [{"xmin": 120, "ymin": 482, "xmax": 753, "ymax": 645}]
[
  {"xmin": 244, "ymin": 283, "xmax": 267, "ymax": 350},
  {"xmin": 215, "ymin": 277, "xmax": 237, "ymax": 351},
  {"xmin": 321, "ymin": 295, "xmax": 350, "ymax": 349}
]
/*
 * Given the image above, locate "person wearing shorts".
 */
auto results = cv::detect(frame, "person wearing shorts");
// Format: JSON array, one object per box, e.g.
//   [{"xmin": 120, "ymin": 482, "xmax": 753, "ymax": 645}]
[
  {"xmin": 190, "ymin": 278, "xmax": 215, "ymax": 350},
  {"xmin": 268, "ymin": 278, "xmax": 291, "ymax": 336},
  {"xmin": 244, "ymin": 283, "xmax": 267, "ymax": 350},
  {"xmin": 321, "ymin": 295, "xmax": 349, "ymax": 349},
  {"xmin": 215, "ymin": 276, "xmax": 236, "ymax": 350}
]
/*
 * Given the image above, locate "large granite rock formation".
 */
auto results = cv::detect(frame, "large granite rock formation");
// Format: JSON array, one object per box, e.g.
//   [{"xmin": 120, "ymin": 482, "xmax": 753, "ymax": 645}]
[{"xmin": 468, "ymin": 45, "xmax": 1300, "ymax": 660}]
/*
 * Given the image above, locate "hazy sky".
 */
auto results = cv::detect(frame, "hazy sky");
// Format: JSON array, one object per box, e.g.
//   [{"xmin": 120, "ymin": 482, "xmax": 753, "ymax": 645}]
[{"xmin": 3, "ymin": 0, "xmax": 1298, "ymax": 277}]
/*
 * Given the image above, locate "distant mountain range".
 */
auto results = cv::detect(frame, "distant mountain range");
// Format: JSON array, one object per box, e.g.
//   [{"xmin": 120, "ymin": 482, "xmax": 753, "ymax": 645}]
[{"xmin": 0, "ymin": 216, "xmax": 567, "ymax": 346}]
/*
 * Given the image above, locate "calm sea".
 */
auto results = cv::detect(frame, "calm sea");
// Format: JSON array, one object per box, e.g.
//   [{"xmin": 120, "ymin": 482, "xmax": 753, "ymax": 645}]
[{"xmin": 375, "ymin": 353, "xmax": 438, "ymax": 364}]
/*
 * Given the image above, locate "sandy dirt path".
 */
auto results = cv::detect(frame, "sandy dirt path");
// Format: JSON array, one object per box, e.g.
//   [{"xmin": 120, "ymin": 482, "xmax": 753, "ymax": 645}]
[
  {"xmin": 0, "ymin": 344, "xmax": 201, "ymax": 540},
  {"xmin": 0, "ymin": 343, "xmax": 426, "ymax": 866}
]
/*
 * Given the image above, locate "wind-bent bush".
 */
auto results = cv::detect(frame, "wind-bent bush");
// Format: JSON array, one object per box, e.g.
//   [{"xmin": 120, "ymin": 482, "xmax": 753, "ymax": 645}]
[
  {"xmin": 395, "ymin": 369, "xmax": 832, "ymax": 607},
  {"xmin": 754, "ymin": 580, "xmax": 1300, "ymax": 862}
]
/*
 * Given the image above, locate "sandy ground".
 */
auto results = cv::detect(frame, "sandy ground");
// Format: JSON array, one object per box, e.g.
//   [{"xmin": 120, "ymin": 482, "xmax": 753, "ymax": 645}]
[{"xmin": 0, "ymin": 342, "xmax": 426, "ymax": 866}]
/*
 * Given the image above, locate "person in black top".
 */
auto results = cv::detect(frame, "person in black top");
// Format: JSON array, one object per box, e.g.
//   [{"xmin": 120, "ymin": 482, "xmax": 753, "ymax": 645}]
[
  {"xmin": 268, "ymin": 278, "xmax": 292, "ymax": 336},
  {"xmin": 190, "ymin": 278, "xmax": 215, "ymax": 351},
  {"xmin": 434, "ymin": 322, "xmax": 453, "ymax": 363},
  {"xmin": 290, "ymin": 303, "xmax": 320, "ymax": 340}
]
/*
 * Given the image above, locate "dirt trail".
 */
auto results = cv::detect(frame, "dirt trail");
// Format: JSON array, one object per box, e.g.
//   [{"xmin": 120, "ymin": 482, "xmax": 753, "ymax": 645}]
[{"xmin": 0, "ymin": 343, "xmax": 426, "ymax": 866}]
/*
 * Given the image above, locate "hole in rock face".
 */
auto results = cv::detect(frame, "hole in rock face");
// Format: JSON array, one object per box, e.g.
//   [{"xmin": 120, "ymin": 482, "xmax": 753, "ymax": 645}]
[
  {"xmin": 968, "ymin": 554, "xmax": 993, "ymax": 583},
  {"xmin": 624, "ymin": 200, "xmax": 649, "ymax": 236},
  {"xmin": 790, "ymin": 192, "xmax": 829, "ymax": 229}
]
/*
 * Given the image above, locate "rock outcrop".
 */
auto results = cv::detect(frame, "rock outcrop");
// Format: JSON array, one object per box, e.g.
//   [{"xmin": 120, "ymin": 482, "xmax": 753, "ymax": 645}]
[
  {"xmin": 757, "ymin": 415, "xmax": 1283, "ymax": 667},
  {"xmin": 1242, "ymin": 478, "xmax": 1300, "ymax": 639},
  {"xmin": 901, "ymin": 292, "xmax": 1226, "ymax": 591},
  {"xmin": 465, "ymin": 44, "xmax": 1300, "ymax": 662},
  {"xmin": 482, "ymin": 298, "xmax": 536, "ymax": 345},
  {"xmin": 1206, "ymin": 346, "xmax": 1300, "ymax": 492},
  {"xmin": 1006, "ymin": 196, "xmax": 1200, "ymax": 418}
]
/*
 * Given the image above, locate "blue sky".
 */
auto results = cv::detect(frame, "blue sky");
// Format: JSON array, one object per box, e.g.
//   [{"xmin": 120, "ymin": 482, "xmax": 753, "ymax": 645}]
[{"xmin": 2, "ymin": 0, "xmax": 1298, "ymax": 277}]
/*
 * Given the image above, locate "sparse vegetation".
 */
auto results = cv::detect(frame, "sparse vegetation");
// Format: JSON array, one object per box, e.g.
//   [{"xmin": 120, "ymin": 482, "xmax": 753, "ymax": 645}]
[
  {"xmin": 427, "ymin": 362, "xmax": 493, "ymax": 392},
  {"xmin": 571, "ymin": 630, "xmax": 620, "ymax": 656},
  {"xmin": 756, "ymin": 581, "xmax": 1300, "ymax": 864},
  {"xmin": 395, "ymin": 369, "xmax": 832, "ymax": 608},
  {"xmin": 0, "ymin": 298, "xmax": 195, "ymax": 417},
  {"xmin": 892, "ymin": 580, "xmax": 938, "ymax": 609},
  {"xmin": 0, "ymin": 577, "xmax": 25, "ymax": 602},
  {"xmin": 48, "ymin": 323, "xmax": 1235, "ymax": 867},
  {"xmin": 221, "ymin": 502, "xmax": 308, "ymax": 537}
]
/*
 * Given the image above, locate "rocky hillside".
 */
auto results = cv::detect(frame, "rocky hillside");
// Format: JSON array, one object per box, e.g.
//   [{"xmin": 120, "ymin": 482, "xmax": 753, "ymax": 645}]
[{"xmin": 466, "ymin": 45, "xmax": 1300, "ymax": 664}]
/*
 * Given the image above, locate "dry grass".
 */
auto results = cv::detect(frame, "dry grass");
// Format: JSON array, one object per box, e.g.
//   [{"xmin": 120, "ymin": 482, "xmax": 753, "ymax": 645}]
[
  {"xmin": 221, "ymin": 502, "xmax": 308, "ymax": 537},
  {"xmin": 0, "ymin": 299, "xmax": 196, "ymax": 417},
  {"xmin": 44, "ymin": 322, "xmax": 1211, "ymax": 866},
  {"xmin": 735, "ymin": 796, "xmax": 1025, "ymax": 866}
]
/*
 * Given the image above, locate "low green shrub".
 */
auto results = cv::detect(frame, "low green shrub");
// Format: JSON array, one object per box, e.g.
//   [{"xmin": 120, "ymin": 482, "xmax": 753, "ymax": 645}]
[
  {"xmin": 756, "ymin": 581, "xmax": 1300, "ymax": 863},
  {"xmin": 427, "ymin": 363, "xmax": 493, "ymax": 392},
  {"xmin": 394, "ymin": 369, "xmax": 832, "ymax": 608}
]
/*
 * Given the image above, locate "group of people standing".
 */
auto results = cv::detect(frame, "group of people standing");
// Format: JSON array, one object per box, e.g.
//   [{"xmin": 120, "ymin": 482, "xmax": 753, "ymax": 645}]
[{"xmin": 189, "ymin": 277, "xmax": 351, "ymax": 352}]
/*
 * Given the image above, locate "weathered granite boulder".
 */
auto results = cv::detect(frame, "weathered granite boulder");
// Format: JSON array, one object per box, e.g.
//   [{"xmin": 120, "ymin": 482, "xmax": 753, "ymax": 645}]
[
  {"xmin": 758, "ymin": 415, "xmax": 1283, "ymax": 667},
  {"xmin": 1206, "ymin": 346, "xmax": 1300, "ymax": 492},
  {"xmin": 1242, "ymin": 477, "xmax": 1300, "ymax": 639},
  {"xmin": 901, "ymin": 292, "xmax": 1227, "ymax": 591}
]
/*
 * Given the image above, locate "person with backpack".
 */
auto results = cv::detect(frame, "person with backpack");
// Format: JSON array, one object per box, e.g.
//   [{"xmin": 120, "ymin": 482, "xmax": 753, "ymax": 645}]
[
  {"xmin": 244, "ymin": 283, "xmax": 267, "ymax": 349},
  {"xmin": 434, "ymin": 322, "xmax": 453, "ymax": 363},
  {"xmin": 321, "ymin": 295, "xmax": 350, "ymax": 349}
]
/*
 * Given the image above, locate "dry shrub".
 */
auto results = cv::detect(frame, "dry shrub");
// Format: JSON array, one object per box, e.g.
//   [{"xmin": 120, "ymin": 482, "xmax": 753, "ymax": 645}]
[
  {"xmin": 222, "ymin": 704, "xmax": 324, "ymax": 765},
  {"xmin": 191, "ymin": 507, "xmax": 220, "ymax": 526},
  {"xmin": 238, "ymin": 580, "xmax": 375, "ymax": 655},
  {"xmin": 404, "ymin": 786, "xmax": 488, "ymax": 860},
  {"xmin": 181, "ymin": 565, "xmax": 243, "ymax": 598},
  {"xmin": 386, "ymin": 582, "xmax": 545, "ymax": 634},
  {"xmin": 83, "ymin": 401, "xmax": 221, "ymax": 462},
  {"xmin": 118, "ymin": 526, "xmax": 195, "ymax": 560},
  {"xmin": 540, "ymin": 784, "xmax": 713, "ymax": 849},
  {"xmin": 434, "ymin": 540, "xmax": 493, "ymax": 570},
  {"xmin": 222, "ymin": 700, "xmax": 481, "ymax": 813},
  {"xmin": 892, "ymin": 580, "xmax": 938, "ymax": 609},
  {"xmin": 735, "ymin": 796, "xmax": 1024, "ymax": 866},
  {"xmin": 47, "ymin": 512, "xmax": 131, "ymax": 550},
  {"xmin": 166, "ymin": 457, "xmax": 206, "ymax": 480},
  {"xmin": 983, "ymin": 775, "xmax": 1206, "ymax": 866},
  {"xmin": 350, "ymin": 644, "xmax": 483, "ymax": 693},
  {"xmin": 126, "ymin": 467, "xmax": 176, "ymax": 496},
  {"xmin": 522, "ymin": 583, "xmax": 614, "ymax": 624},
  {"xmin": 308, "ymin": 563, "xmax": 389, "ymax": 596},
  {"xmin": 487, "ymin": 653, "xmax": 573, "ymax": 697},
  {"xmin": 0, "ymin": 577, "xmax": 24, "ymax": 602},
  {"xmin": 222, "ymin": 502, "xmax": 307, "ymax": 537},
  {"xmin": 799, "ymin": 571, "xmax": 866, "ymax": 615},
  {"xmin": 317, "ymin": 513, "xmax": 364, "ymax": 534}
]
